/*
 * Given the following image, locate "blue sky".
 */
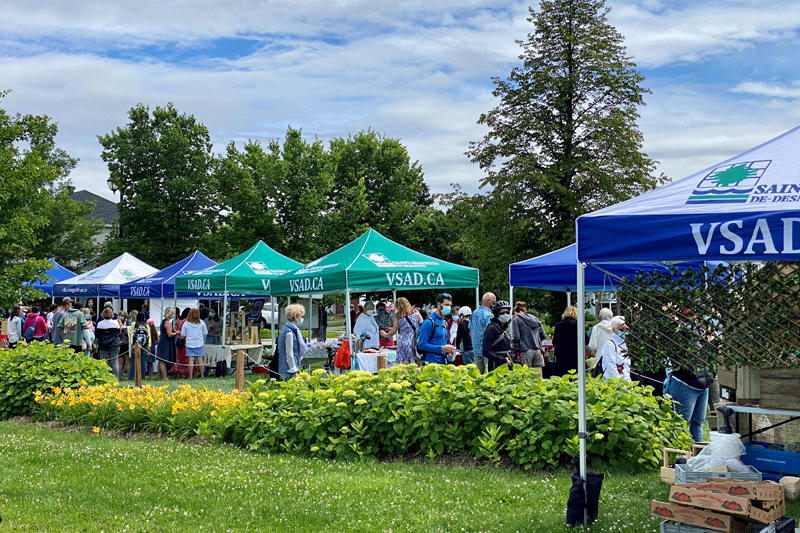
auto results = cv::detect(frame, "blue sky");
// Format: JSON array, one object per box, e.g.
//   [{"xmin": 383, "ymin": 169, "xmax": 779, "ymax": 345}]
[{"xmin": 2, "ymin": 0, "xmax": 800, "ymax": 201}]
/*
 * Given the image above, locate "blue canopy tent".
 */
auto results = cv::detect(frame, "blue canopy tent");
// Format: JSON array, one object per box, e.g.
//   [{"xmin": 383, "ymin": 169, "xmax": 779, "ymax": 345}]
[
  {"xmin": 569, "ymin": 125, "xmax": 800, "ymax": 523},
  {"xmin": 118, "ymin": 251, "xmax": 218, "ymax": 322},
  {"xmin": 28, "ymin": 260, "xmax": 76, "ymax": 298}
]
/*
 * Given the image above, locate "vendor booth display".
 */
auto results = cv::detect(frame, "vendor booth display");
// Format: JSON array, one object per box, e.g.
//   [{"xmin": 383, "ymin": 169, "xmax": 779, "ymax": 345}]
[
  {"xmin": 53, "ymin": 253, "xmax": 158, "ymax": 298},
  {"xmin": 27, "ymin": 259, "xmax": 76, "ymax": 297},
  {"xmin": 573, "ymin": 125, "xmax": 800, "ymax": 526},
  {"xmin": 271, "ymin": 229, "xmax": 479, "ymax": 371}
]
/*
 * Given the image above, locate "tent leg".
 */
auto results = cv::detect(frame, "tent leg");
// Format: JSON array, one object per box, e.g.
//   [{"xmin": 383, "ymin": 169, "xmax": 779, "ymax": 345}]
[
  {"xmin": 576, "ymin": 261, "xmax": 588, "ymax": 526},
  {"xmin": 509, "ymin": 286, "xmax": 514, "ymax": 340},
  {"xmin": 392, "ymin": 290, "xmax": 397, "ymax": 344},
  {"xmin": 344, "ymin": 289, "xmax": 352, "ymax": 372},
  {"xmin": 567, "ymin": 291, "xmax": 572, "ymax": 307},
  {"xmin": 475, "ymin": 287, "xmax": 479, "ymax": 310},
  {"xmin": 271, "ymin": 296, "xmax": 276, "ymax": 349},
  {"xmin": 222, "ymin": 293, "xmax": 228, "ymax": 344},
  {"xmin": 308, "ymin": 295, "xmax": 313, "ymax": 343}
]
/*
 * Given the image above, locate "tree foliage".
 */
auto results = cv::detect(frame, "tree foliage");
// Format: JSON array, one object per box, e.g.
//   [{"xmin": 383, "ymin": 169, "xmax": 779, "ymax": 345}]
[
  {"xmin": 0, "ymin": 96, "xmax": 101, "ymax": 307},
  {"xmin": 447, "ymin": 0, "xmax": 660, "ymax": 309},
  {"xmin": 98, "ymin": 103, "xmax": 218, "ymax": 268}
]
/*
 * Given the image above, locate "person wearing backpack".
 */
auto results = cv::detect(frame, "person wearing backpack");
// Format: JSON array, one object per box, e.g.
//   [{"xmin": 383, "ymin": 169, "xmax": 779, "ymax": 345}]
[
  {"xmin": 482, "ymin": 300, "xmax": 515, "ymax": 372},
  {"xmin": 57, "ymin": 303, "xmax": 89, "ymax": 352},
  {"xmin": 22, "ymin": 306, "xmax": 49, "ymax": 342},
  {"xmin": 599, "ymin": 316, "xmax": 630, "ymax": 382},
  {"xmin": 417, "ymin": 293, "xmax": 456, "ymax": 365},
  {"xmin": 380, "ymin": 297, "xmax": 424, "ymax": 366},
  {"xmin": 511, "ymin": 301, "xmax": 546, "ymax": 377},
  {"xmin": 128, "ymin": 312, "xmax": 150, "ymax": 380},
  {"xmin": 96, "ymin": 307, "xmax": 121, "ymax": 378}
]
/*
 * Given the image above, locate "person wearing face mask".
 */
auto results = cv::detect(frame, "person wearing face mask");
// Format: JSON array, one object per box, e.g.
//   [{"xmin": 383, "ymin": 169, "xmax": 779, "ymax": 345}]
[
  {"xmin": 278, "ymin": 304, "xmax": 308, "ymax": 381},
  {"xmin": 204, "ymin": 308, "xmax": 221, "ymax": 345},
  {"xmin": 81, "ymin": 308, "xmax": 96, "ymax": 358},
  {"xmin": 354, "ymin": 301, "xmax": 381, "ymax": 351},
  {"xmin": 482, "ymin": 300, "xmax": 515, "ymax": 372},
  {"xmin": 600, "ymin": 316, "xmax": 630, "ymax": 382},
  {"xmin": 156, "ymin": 307, "xmax": 177, "ymax": 380},
  {"xmin": 417, "ymin": 293, "xmax": 457, "ymax": 365},
  {"xmin": 374, "ymin": 302, "xmax": 394, "ymax": 348}
]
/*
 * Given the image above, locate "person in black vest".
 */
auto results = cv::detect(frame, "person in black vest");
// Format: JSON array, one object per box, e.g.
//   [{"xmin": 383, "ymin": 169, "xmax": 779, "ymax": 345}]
[
  {"xmin": 552, "ymin": 306, "xmax": 590, "ymax": 376},
  {"xmin": 482, "ymin": 300, "xmax": 515, "ymax": 372}
]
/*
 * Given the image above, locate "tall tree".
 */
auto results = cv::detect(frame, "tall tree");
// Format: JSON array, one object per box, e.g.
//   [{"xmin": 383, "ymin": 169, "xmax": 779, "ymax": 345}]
[
  {"xmin": 452, "ymin": 0, "xmax": 660, "ymax": 313},
  {"xmin": 327, "ymin": 130, "xmax": 433, "ymax": 250},
  {"xmin": 0, "ymin": 95, "xmax": 99, "ymax": 306},
  {"xmin": 98, "ymin": 103, "xmax": 218, "ymax": 268},
  {"xmin": 465, "ymin": 0, "xmax": 658, "ymax": 254},
  {"xmin": 213, "ymin": 127, "xmax": 332, "ymax": 263}
]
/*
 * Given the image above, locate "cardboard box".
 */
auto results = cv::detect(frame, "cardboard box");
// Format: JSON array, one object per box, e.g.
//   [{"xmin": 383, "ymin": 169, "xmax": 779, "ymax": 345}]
[
  {"xmin": 651, "ymin": 501, "xmax": 734, "ymax": 532},
  {"xmin": 685, "ymin": 480, "xmax": 784, "ymax": 501},
  {"xmin": 669, "ymin": 485, "xmax": 750, "ymax": 517},
  {"xmin": 376, "ymin": 354, "xmax": 387, "ymax": 370},
  {"xmin": 669, "ymin": 484, "xmax": 785, "ymax": 524},
  {"xmin": 1, "ymin": 320, "xmax": 7, "ymax": 337}
]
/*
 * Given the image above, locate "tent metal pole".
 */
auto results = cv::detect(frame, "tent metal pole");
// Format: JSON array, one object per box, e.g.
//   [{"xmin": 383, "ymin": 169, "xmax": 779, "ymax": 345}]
[
  {"xmin": 576, "ymin": 261, "xmax": 588, "ymax": 526},
  {"xmin": 392, "ymin": 290, "xmax": 397, "ymax": 344},
  {"xmin": 222, "ymin": 293, "xmax": 228, "ymax": 344},
  {"xmin": 567, "ymin": 291, "xmax": 572, "ymax": 307},
  {"xmin": 344, "ymin": 289, "xmax": 353, "ymax": 369},
  {"xmin": 271, "ymin": 295, "xmax": 276, "ymax": 349},
  {"xmin": 308, "ymin": 295, "xmax": 313, "ymax": 343},
  {"xmin": 475, "ymin": 287, "xmax": 479, "ymax": 310},
  {"xmin": 509, "ymin": 286, "xmax": 514, "ymax": 339}
]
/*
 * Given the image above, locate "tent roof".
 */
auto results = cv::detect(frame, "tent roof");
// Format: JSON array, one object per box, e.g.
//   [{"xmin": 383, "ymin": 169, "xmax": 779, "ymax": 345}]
[
  {"xmin": 119, "ymin": 251, "xmax": 217, "ymax": 299},
  {"xmin": 270, "ymin": 229, "xmax": 479, "ymax": 296},
  {"xmin": 577, "ymin": 124, "xmax": 800, "ymax": 263},
  {"xmin": 29, "ymin": 259, "xmax": 77, "ymax": 296},
  {"xmin": 174, "ymin": 241, "xmax": 302, "ymax": 296},
  {"xmin": 54, "ymin": 253, "xmax": 158, "ymax": 298},
  {"xmin": 510, "ymin": 244, "xmax": 718, "ymax": 292}
]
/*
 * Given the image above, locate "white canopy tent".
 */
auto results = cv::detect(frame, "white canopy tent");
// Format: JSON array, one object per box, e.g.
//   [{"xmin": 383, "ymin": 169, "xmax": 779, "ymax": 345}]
[{"xmin": 573, "ymin": 124, "xmax": 800, "ymax": 523}]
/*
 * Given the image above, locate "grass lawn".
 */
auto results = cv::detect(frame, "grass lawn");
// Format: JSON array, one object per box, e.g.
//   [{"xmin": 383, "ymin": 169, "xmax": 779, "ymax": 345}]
[{"xmin": 0, "ymin": 420, "xmax": 677, "ymax": 533}]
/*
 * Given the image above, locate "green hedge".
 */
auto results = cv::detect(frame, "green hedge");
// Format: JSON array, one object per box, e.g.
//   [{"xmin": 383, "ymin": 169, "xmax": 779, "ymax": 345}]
[
  {"xmin": 209, "ymin": 364, "xmax": 692, "ymax": 469},
  {"xmin": 0, "ymin": 342, "xmax": 116, "ymax": 419}
]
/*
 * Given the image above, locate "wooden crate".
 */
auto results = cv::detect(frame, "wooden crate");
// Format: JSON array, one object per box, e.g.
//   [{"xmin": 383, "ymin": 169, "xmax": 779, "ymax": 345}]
[
  {"xmin": 760, "ymin": 368, "xmax": 800, "ymax": 410},
  {"xmin": 718, "ymin": 367, "xmax": 736, "ymax": 389}
]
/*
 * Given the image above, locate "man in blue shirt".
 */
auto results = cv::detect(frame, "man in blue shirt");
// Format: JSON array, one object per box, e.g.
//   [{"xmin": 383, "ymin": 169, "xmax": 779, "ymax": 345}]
[
  {"xmin": 469, "ymin": 292, "xmax": 496, "ymax": 374},
  {"xmin": 417, "ymin": 293, "xmax": 457, "ymax": 365}
]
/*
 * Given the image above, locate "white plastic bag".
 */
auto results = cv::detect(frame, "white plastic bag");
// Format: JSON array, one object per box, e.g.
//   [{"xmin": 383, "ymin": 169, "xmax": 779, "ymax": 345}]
[{"xmin": 687, "ymin": 431, "xmax": 749, "ymax": 473}]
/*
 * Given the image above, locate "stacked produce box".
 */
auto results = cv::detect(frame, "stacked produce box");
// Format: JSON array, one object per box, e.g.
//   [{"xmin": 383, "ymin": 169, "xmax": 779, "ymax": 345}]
[{"xmin": 651, "ymin": 479, "xmax": 794, "ymax": 532}]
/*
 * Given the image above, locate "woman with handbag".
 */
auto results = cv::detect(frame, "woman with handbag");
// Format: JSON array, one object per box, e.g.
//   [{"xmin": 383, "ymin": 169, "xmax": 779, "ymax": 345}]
[
  {"xmin": 171, "ymin": 308, "xmax": 191, "ymax": 377},
  {"xmin": 380, "ymin": 297, "xmax": 423, "ymax": 366}
]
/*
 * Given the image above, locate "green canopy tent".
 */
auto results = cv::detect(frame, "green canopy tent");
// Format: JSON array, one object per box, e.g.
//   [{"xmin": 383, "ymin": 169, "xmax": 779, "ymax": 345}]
[
  {"xmin": 270, "ymin": 229, "xmax": 480, "ymax": 354},
  {"xmin": 174, "ymin": 240, "xmax": 303, "ymax": 342}
]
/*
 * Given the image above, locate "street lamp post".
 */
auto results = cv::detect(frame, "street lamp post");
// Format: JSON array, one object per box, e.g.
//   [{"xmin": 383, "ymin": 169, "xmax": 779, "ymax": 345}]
[{"xmin": 106, "ymin": 177, "xmax": 123, "ymax": 238}]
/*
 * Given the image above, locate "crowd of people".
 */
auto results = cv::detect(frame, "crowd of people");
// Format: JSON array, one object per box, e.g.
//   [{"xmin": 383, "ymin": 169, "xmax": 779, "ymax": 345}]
[{"xmin": 2, "ymin": 297, "xmax": 214, "ymax": 381}]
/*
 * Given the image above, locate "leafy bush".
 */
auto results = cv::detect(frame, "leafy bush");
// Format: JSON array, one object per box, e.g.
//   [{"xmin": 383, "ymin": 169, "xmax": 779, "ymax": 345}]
[
  {"xmin": 35, "ymin": 383, "xmax": 244, "ymax": 437},
  {"xmin": 213, "ymin": 365, "xmax": 692, "ymax": 469},
  {"xmin": 0, "ymin": 341, "xmax": 116, "ymax": 419}
]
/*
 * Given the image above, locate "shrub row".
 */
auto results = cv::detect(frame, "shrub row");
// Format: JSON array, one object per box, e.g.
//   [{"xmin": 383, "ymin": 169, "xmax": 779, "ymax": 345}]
[{"xmin": 208, "ymin": 365, "xmax": 692, "ymax": 469}]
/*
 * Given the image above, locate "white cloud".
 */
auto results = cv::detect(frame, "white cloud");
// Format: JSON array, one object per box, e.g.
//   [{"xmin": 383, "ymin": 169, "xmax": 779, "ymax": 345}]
[{"xmin": 731, "ymin": 81, "xmax": 800, "ymax": 98}]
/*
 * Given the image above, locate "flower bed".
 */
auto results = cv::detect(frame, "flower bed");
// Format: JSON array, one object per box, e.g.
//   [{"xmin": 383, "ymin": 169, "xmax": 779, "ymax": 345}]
[{"xmin": 36, "ymin": 383, "xmax": 245, "ymax": 437}]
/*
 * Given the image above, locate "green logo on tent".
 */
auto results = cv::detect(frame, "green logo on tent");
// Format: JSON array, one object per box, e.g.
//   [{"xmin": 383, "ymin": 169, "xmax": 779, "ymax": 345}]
[
  {"xmin": 687, "ymin": 160, "xmax": 770, "ymax": 205},
  {"xmin": 120, "ymin": 269, "xmax": 137, "ymax": 280}
]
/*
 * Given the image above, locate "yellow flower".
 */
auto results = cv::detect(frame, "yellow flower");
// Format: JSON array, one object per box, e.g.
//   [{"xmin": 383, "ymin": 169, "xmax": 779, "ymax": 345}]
[
  {"xmin": 400, "ymin": 380, "xmax": 411, "ymax": 387},
  {"xmin": 327, "ymin": 398, "xmax": 337, "ymax": 403},
  {"xmin": 336, "ymin": 402, "xmax": 347, "ymax": 408},
  {"xmin": 354, "ymin": 399, "xmax": 367, "ymax": 406},
  {"xmin": 342, "ymin": 390, "xmax": 357, "ymax": 397},
  {"xmin": 129, "ymin": 404, "xmax": 136, "ymax": 410},
  {"xmin": 387, "ymin": 383, "xmax": 402, "ymax": 390},
  {"xmin": 258, "ymin": 392, "xmax": 269, "ymax": 399},
  {"xmin": 254, "ymin": 402, "xmax": 266, "ymax": 409},
  {"xmin": 310, "ymin": 446, "xmax": 320, "ymax": 452},
  {"xmin": 312, "ymin": 369, "xmax": 325, "ymax": 376},
  {"xmin": 92, "ymin": 427, "xmax": 100, "ymax": 433},
  {"xmin": 373, "ymin": 391, "xmax": 382, "ymax": 395},
  {"xmin": 210, "ymin": 410, "xmax": 216, "ymax": 416}
]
